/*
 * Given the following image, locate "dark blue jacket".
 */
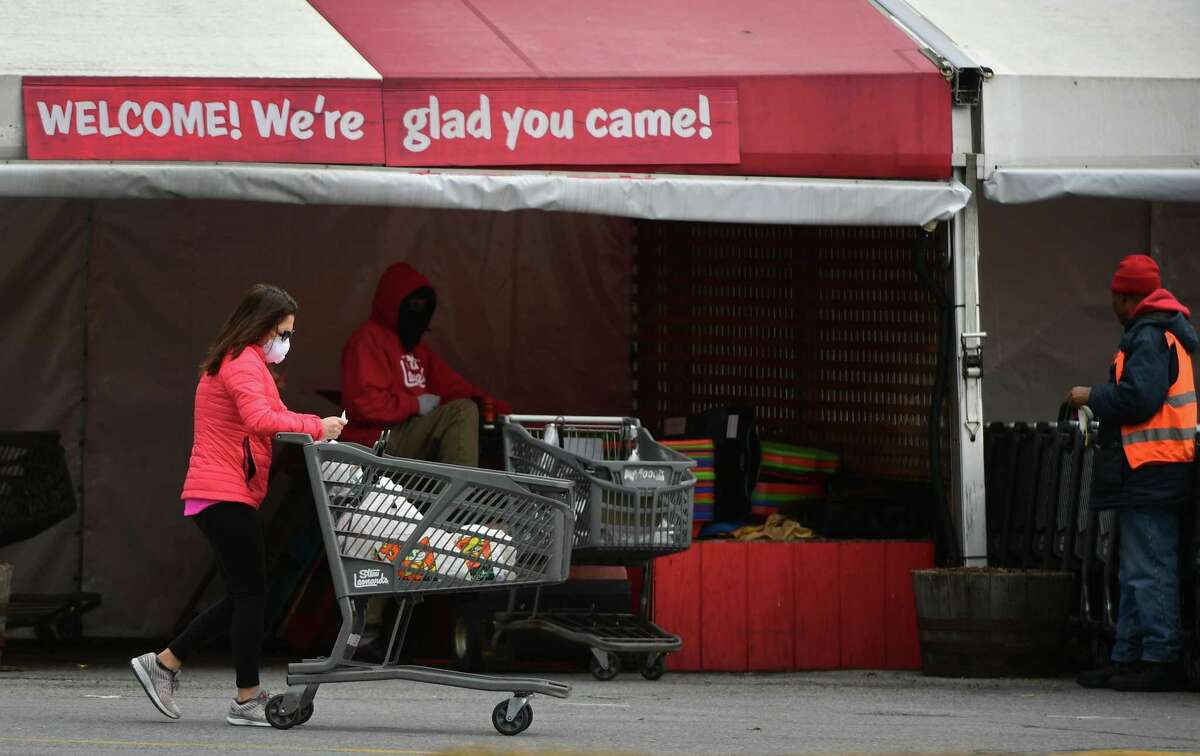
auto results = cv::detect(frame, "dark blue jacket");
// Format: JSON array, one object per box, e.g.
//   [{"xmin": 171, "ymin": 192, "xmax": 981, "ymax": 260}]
[{"xmin": 1089, "ymin": 291, "xmax": 1198, "ymax": 511}]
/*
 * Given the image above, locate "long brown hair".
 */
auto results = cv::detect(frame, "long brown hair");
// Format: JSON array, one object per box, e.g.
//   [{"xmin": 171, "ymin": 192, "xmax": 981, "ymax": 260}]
[{"xmin": 201, "ymin": 284, "xmax": 298, "ymax": 377}]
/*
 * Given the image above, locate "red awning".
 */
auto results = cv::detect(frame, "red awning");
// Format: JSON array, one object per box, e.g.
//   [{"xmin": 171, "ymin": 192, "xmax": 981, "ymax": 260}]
[{"xmin": 311, "ymin": 0, "xmax": 951, "ymax": 180}]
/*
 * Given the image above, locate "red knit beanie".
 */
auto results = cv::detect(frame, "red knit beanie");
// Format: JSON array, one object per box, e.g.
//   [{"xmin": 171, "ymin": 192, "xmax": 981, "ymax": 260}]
[{"xmin": 1110, "ymin": 254, "xmax": 1161, "ymax": 296}]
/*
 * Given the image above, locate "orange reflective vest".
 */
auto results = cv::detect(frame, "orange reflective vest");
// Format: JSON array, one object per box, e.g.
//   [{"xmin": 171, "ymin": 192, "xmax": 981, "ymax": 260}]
[{"xmin": 1113, "ymin": 331, "xmax": 1197, "ymax": 468}]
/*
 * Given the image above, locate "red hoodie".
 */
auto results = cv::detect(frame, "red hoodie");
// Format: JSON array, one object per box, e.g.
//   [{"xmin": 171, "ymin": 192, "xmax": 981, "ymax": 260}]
[
  {"xmin": 1132, "ymin": 288, "xmax": 1192, "ymax": 320},
  {"xmin": 340, "ymin": 263, "xmax": 486, "ymax": 447}
]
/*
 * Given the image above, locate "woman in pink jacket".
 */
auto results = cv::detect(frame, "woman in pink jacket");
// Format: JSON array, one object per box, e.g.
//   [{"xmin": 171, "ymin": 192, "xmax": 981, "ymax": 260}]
[{"xmin": 130, "ymin": 284, "xmax": 345, "ymax": 726}]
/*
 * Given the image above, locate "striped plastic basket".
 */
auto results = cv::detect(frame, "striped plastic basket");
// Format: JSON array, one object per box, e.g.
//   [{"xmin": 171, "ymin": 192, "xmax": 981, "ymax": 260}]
[{"xmin": 661, "ymin": 439, "xmax": 715, "ymax": 523}]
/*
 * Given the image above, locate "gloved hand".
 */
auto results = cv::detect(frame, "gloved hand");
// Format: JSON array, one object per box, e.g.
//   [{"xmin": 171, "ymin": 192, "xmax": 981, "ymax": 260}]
[{"xmin": 417, "ymin": 394, "xmax": 441, "ymax": 416}]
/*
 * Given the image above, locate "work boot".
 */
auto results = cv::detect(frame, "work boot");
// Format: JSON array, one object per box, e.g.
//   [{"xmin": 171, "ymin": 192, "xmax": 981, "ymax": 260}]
[
  {"xmin": 1110, "ymin": 661, "xmax": 1188, "ymax": 692},
  {"xmin": 1076, "ymin": 661, "xmax": 1136, "ymax": 689}
]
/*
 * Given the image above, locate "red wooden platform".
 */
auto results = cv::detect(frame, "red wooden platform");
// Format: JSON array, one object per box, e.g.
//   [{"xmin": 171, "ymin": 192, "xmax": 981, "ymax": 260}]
[{"xmin": 653, "ymin": 540, "xmax": 933, "ymax": 671}]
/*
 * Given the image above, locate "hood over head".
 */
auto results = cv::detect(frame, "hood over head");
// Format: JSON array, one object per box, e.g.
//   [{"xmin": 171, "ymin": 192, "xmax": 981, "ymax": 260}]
[
  {"xmin": 371, "ymin": 263, "xmax": 432, "ymax": 328},
  {"xmin": 1131, "ymin": 288, "xmax": 1198, "ymax": 353}
]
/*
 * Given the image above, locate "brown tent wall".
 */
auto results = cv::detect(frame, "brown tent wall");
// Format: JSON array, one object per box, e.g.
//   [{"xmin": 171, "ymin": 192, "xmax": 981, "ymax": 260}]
[
  {"xmin": 978, "ymin": 198, "xmax": 1200, "ymax": 421},
  {"xmin": 0, "ymin": 200, "xmax": 88, "ymax": 616},
  {"xmin": 0, "ymin": 199, "xmax": 633, "ymax": 637}
]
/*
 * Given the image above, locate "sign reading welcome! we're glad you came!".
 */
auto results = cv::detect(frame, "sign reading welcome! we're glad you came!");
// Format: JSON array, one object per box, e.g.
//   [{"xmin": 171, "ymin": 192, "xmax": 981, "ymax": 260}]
[{"xmin": 23, "ymin": 78, "xmax": 741, "ymax": 168}]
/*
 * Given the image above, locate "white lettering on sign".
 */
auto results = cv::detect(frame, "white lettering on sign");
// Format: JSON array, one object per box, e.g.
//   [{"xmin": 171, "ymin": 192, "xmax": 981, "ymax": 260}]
[
  {"xmin": 399, "ymin": 94, "xmax": 714, "ymax": 154},
  {"xmin": 34, "ymin": 96, "xmax": 365, "ymax": 144},
  {"xmin": 402, "ymin": 95, "xmax": 493, "ymax": 153}
]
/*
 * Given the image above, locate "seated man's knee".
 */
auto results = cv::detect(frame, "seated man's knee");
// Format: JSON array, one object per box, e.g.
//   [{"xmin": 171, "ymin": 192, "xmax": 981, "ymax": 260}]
[{"xmin": 445, "ymin": 398, "xmax": 478, "ymax": 422}]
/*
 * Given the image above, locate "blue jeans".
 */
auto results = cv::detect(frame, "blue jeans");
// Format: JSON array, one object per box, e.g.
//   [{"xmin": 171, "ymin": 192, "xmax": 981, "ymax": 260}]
[{"xmin": 1111, "ymin": 508, "xmax": 1182, "ymax": 664}]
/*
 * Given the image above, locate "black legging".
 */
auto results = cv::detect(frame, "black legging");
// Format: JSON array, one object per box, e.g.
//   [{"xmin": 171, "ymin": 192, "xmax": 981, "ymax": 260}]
[{"xmin": 169, "ymin": 501, "xmax": 266, "ymax": 689}]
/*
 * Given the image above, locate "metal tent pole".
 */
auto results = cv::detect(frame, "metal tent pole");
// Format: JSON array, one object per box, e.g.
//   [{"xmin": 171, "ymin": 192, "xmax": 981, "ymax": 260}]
[{"xmin": 950, "ymin": 155, "xmax": 988, "ymax": 567}]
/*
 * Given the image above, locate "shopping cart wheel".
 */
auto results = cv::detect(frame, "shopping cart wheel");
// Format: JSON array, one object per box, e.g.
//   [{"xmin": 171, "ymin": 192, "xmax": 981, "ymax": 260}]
[
  {"xmin": 588, "ymin": 654, "xmax": 620, "ymax": 681},
  {"xmin": 297, "ymin": 703, "xmax": 315, "ymax": 725},
  {"xmin": 491, "ymin": 700, "xmax": 533, "ymax": 736},
  {"xmin": 452, "ymin": 603, "xmax": 485, "ymax": 672},
  {"xmin": 265, "ymin": 695, "xmax": 303, "ymax": 730},
  {"xmin": 640, "ymin": 654, "xmax": 666, "ymax": 681}
]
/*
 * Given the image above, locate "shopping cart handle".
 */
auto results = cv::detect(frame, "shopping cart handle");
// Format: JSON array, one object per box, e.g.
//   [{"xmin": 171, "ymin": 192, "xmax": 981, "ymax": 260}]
[
  {"xmin": 275, "ymin": 432, "xmax": 316, "ymax": 445},
  {"xmin": 501, "ymin": 414, "xmax": 637, "ymax": 426}
]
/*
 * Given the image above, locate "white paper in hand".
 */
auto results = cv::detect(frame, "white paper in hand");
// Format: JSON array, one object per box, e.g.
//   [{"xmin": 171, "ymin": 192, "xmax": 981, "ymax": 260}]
[{"xmin": 326, "ymin": 411, "xmax": 349, "ymax": 444}]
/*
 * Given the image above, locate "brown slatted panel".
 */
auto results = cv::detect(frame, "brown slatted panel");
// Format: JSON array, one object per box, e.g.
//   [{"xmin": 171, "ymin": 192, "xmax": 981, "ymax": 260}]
[{"xmin": 634, "ymin": 221, "xmax": 945, "ymax": 480}]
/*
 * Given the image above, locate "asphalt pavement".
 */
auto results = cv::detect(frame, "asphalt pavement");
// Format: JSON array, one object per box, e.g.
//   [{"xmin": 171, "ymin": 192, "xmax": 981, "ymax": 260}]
[{"xmin": 2, "ymin": 651, "xmax": 1199, "ymax": 754}]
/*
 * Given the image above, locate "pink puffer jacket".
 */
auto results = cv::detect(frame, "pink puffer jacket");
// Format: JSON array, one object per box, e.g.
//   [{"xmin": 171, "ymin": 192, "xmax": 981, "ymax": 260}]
[{"xmin": 181, "ymin": 345, "xmax": 324, "ymax": 507}]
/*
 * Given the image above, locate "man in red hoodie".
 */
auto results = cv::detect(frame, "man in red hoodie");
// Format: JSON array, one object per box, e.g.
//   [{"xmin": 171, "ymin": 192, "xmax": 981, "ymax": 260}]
[
  {"xmin": 1069, "ymin": 254, "xmax": 1196, "ymax": 692},
  {"xmin": 341, "ymin": 262, "xmax": 507, "ymax": 465},
  {"xmin": 342, "ymin": 262, "xmax": 509, "ymax": 653}
]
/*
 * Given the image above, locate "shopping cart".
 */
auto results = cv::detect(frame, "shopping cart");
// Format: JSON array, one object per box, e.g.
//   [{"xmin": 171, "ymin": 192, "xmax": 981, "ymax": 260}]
[
  {"xmin": 500, "ymin": 415, "xmax": 695, "ymax": 680},
  {"xmin": 264, "ymin": 433, "xmax": 574, "ymax": 735},
  {"xmin": 0, "ymin": 432, "xmax": 102, "ymax": 646}
]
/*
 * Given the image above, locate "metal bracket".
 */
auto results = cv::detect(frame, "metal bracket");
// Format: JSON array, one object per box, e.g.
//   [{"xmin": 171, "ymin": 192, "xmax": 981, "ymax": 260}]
[
  {"xmin": 505, "ymin": 694, "xmax": 532, "ymax": 722},
  {"xmin": 872, "ymin": 0, "xmax": 993, "ymax": 106},
  {"xmin": 932, "ymin": 59, "xmax": 992, "ymax": 107},
  {"xmin": 589, "ymin": 647, "xmax": 611, "ymax": 670},
  {"xmin": 960, "ymin": 331, "xmax": 986, "ymax": 380}
]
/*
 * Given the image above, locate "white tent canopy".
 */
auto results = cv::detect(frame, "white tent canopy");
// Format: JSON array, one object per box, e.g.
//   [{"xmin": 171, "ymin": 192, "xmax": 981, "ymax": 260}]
[
  {"xmin": 0, "ymin": 162, "xmax": 970, "ymax": 226},
  {"xmin": 903, "ymin": 0, "xmax": 1200, "ymax": 202}
]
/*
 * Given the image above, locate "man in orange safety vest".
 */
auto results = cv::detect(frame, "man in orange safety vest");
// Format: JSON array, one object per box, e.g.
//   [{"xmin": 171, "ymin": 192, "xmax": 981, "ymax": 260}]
[{"xmin": 1069, "ymin": 254, "xmax": 1196, "ymax": 692}]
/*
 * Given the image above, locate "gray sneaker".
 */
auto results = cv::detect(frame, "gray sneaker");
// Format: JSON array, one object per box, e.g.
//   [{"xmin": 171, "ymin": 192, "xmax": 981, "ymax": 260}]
[
  {"xmin": 226, "ymin": 689, "xmax": 272, "ymax": 727},
  {"xmin": 130, "ymin": 652, "xmax": 181, "ymax": 719}
]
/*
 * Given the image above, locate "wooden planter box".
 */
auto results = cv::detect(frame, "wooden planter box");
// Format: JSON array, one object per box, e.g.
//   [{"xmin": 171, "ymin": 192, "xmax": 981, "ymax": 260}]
[
  {"xmin": 652, "ymin": 541, "xmax": 933, "ymax": 672},
  {"xmin": 912, "ymin": 568, "xmax": 1075, "ymax": 678}
]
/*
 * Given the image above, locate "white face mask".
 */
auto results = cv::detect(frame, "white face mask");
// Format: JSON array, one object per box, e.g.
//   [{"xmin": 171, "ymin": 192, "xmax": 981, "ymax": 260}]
[{"xmin": 263, "ymin": 335, "xmax": 291, "ymax": 364}]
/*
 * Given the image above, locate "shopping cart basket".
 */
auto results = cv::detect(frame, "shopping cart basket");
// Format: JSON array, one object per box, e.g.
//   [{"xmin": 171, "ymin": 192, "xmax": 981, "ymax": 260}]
[
  {"xmin": 0, "ymin": 432, "xmax": 101, "ymax": 645},
  {"xmin": 500, "ymin": 415, "xmax": 695, "ymax": 680},
  {"xmin": 265, "ymin": 434, "xmax": 574, "ymax": 736}
]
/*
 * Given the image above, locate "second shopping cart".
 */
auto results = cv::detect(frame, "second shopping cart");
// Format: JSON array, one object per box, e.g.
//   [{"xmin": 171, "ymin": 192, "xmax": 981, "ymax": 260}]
[{"xmin": 498, "ymin": 415, "xmax": 697, "ymax": 680}]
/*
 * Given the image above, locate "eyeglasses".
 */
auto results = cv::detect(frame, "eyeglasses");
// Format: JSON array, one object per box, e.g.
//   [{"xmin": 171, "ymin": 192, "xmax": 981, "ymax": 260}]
[{"xmin": 277, "ymin": 329, "xmax": 294, "ymax": 342}]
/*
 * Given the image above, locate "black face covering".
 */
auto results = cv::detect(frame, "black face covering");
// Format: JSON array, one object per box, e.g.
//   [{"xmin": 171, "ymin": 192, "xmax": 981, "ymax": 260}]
[{"xmin": 397, "ymin": 287, "xmax": 436, "ymax": 351}]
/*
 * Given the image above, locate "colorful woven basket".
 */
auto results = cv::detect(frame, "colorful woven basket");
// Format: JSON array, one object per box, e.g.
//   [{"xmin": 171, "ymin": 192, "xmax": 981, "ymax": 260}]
[
  {"xmin": 759, "ymin": 441, "xmax": 840, "ymax": 481},
  {"xmin": 662, "ymin": 438, "xmax": 715, "ymax": 522}
]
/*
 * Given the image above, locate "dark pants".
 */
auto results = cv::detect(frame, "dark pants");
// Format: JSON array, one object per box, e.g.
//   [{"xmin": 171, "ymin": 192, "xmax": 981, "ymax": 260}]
[
  {"xmin": 1112, "ymin": 508, "xmax": 1182, "ymax": 664},
  {"xmin": 169, "ymin": 501, "xmax": 267, "ymax": 689}
]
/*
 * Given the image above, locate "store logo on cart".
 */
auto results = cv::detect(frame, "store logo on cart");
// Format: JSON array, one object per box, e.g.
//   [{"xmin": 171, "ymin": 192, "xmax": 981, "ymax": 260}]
[
  {"xmin": 353, "ymin": 568, "xmax": 391, "ymax": 590},
  {"xmin": 622, "ymin": 466, "xmax": 668, "ymax": 486}
]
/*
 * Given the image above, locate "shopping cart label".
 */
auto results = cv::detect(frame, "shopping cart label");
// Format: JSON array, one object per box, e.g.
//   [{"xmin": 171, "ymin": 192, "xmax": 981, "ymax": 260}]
[
  {"xmin": 621, "ymin": 465, "xmax": 671, "ymax": 488},
  {"xmin": 352, "ymin": 566, "xmax": 393, "ymax": 591}
]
